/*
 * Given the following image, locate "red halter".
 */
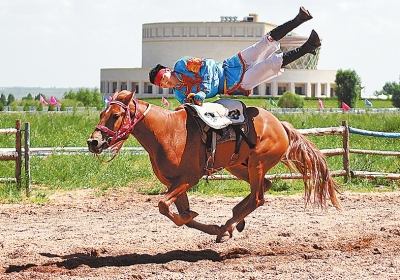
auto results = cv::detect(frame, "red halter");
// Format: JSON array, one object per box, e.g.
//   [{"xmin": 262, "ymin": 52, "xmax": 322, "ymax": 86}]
[{"xmin": 95, "ymin": 98, "xmax": 151, "ymax": 161}]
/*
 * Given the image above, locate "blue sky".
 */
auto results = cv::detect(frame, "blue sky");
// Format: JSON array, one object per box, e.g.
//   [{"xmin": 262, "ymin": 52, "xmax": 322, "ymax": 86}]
[{"xmin": 1, "ymin": 0, "xmax": 399, "ymax": 97}]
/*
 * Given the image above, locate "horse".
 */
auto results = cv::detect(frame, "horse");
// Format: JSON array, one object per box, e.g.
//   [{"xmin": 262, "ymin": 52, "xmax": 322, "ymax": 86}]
[{"xmin": 87, "ymin": 90, "xmax": 341, "ymax": 242}]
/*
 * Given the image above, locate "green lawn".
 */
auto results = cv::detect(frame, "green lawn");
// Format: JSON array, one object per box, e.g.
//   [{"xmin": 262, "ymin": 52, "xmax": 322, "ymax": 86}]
[{"xmin": 0, "ymin": 97, "xmax": 399, "ymax": 204}]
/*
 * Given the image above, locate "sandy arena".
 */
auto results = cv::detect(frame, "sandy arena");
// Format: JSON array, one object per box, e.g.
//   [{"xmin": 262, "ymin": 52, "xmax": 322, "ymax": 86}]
[{"xmin": 0, "ymin": 188, "xmax": 399, "ymax": 279}]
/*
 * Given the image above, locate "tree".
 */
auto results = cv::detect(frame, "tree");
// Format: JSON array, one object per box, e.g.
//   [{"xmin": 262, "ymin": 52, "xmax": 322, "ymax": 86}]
[
  {"xmin": 0, "ymin": 93, "xmax": 6, "ymax": 105},
  {"xmin": 384, "ymin": 82, "xmax": 400, "ymax": 107},
  {"xmin": 70, "ymin": 87, "xmax": 103, "ymax": 108},
  {"xmin": 22, "ymin": 93, "xmax": 33, "ymax": 100},
  {"xmin": 334, "ymin": 69, "xmax": 362, "ymax": 108},
  {"xmin": 37, "ymin": 103, "xmax": 44, "ymax": 111},
  {"xmin": 277, "ymin": 91, "xmax": 304, "ymax": 108},
  {"xmin": 7, "ymin": 94, "xmax": 15, "ymax": 105},
  {"xmin": 63, "ymin": 89, "xmax": 76, "ymax": 100},
  {"xmin": 34, "ymin": 94, "xmax": 42, "ymax": 101}
]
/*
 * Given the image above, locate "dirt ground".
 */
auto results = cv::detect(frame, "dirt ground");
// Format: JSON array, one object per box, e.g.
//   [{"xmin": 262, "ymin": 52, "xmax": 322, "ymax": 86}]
[{"xmin": 0, "ymin": 188, "xmax": 399, "ymax": 280}]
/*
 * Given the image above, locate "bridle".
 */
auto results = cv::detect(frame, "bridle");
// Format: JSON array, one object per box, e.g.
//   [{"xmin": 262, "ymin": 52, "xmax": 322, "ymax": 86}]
[{"xmin": 95, "ymin": 97, "xmax": 151, "ymax": 161}]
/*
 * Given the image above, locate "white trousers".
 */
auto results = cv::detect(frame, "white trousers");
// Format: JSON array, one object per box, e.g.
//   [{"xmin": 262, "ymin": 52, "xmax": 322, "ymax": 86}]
[{"xmin": 240, "ymin": 34, "xmax": 284, "ymax": 90}]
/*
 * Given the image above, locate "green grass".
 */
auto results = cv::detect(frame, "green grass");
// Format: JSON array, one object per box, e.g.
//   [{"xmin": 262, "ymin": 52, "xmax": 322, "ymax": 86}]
[{"xmin": 1, "ymin": 98, "xmax": 400, "ymax": 203}]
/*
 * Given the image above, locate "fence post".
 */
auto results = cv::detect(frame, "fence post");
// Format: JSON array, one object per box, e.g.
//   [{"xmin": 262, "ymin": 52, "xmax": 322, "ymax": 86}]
[
  {"xmin": 342, "ymin": 120, "xmax": 350, "ymax": 182},
  {"xmin": 25, "ymin": 122, "xmax": 31, "ymax": 195},
  {"xmin": 15, "ymin": 120, "xmax": 22, "ymax": 189}
]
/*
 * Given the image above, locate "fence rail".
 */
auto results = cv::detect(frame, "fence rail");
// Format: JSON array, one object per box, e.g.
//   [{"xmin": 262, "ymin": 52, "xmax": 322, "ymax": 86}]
[{"xmin": 206, "ymin": 120, "xmax": 400, "ymax": 181}]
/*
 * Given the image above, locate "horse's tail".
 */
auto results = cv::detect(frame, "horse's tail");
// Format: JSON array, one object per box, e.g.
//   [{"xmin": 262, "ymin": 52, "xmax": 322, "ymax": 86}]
[{"xmin": 281, "ymin": 121, "xmax": 342, "ymax": 210}]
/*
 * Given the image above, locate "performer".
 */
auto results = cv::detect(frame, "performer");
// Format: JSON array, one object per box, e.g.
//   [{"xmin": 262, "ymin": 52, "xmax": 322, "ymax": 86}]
[{"xmin": 149, "ymin": 6, "xmax": 320, "ymax": 105}]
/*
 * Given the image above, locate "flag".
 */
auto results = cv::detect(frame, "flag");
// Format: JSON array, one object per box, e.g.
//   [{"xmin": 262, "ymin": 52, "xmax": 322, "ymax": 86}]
[
  {"xmin": 269, "ymin": 98, "xmax": 277, "ymax": 107},
  {"xmin": 318, "ymin": 99, "xmax": 324, "ymax": 109},
  {"xmin": 39, "ymin": 95, "xmax": 48, "ymax": 105},
  {"xmin": 365, "ymin": 99, "xmax": 373, "ymax": 107},
  {"xmin": 161, "ymin": 96, "xmax": 170, "ymax": 106},
  {"xmin": 49, "ymin": 95, "xmax": 61, "ymax": 106},
  {"xmin": 103, "ymin": 96, "xmax": 110, "ymax": 105},
  {"xmin": 341, "ymin": 101, "xmax": 351, "ymax": 111}
]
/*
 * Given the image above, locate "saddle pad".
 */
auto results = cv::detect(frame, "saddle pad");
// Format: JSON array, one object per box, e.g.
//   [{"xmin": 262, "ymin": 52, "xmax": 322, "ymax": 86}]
[
  {"xmin": 186, "ymin": 102, "xmax": 232, "ymax": 129},
  {"xmin": 186, "ymin": 99, "xmax": 246, "ymax": 130}
]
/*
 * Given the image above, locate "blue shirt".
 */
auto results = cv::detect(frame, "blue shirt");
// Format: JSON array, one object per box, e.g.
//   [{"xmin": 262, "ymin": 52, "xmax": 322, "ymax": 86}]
[{"xmin": 173, "ymin": 54, "xmax": 248, "ymax": 104}]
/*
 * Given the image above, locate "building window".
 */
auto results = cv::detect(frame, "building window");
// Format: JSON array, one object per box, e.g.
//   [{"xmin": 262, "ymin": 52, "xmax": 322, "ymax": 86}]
[
  {"xmin": 265, "ymin": 84, "xmax": 271, "ymax": 95},
  {"xmin": 198, "ymin": 26, "xmax": 207, "ymax": 37},
  {"xmin": 222, "ymin": 26, "xmax": 232, "ymax": 37},
  {"xmin": 164, "ymin": 27, "xmax": 172, "ymax": 37},
  {"xmin": 168, "ymin": 88, "xmax": 174, "ymax": 95},
  {"xmin": 209, "ymin": 26, "xmax": 219, "ymax": 37},
  {"xmin": 172, "ymin": 27, "xmax": 181, "ymax": 37},
  {"xmin": 278, "ymin": 86, "xmax": 287, "ymax": 95},
  {"xmin": 121, "ymin": 82, "xmax": 127, "ymax": 91},
  {"xmin": 144, "ymin": 83, "xmax": 153, "ymax": 94},
  {"xmin": 321, "ymin": 84, "xmax": 326, "ymax": 96},
  {"xmin": 158, "ymin": 87, "xmax": 163, "ymax": 94},
  {"xmin": 253, "ymin": 86, "xmax": 259, "ymax": 95},
  {"xmin": 295, "ymin": 86, "xmax": 303, "ymax": 95},
  {"xmin": 131, "ymin": 82, "xmax": 139, "ymax": 93},
  {"xmin": 113, "ymin": 82, "xmax": 117, "ymax": 92}
]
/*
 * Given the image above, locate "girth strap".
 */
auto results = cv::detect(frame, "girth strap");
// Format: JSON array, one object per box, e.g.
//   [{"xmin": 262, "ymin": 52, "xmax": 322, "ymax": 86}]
[
  {"xmin": 229, "ymin": 126, "xmax": 255, "ymax": 165},
  {"xmin": 205, "ymin": 125, "xmax": 255, "ymax": 175}
]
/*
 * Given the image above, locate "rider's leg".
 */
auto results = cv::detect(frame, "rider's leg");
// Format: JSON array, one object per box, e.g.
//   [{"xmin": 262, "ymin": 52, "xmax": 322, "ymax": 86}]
[
  {"xmin": 240, "ymin": 6, "xmax": 313, "ymax": 67},
  {"xmin": 281, "ymin": 29, "xmax": 321, "ymax": 67},
  {"xmin": 269, "ymin": 6, "xmax": 313, "ymax": 41}
]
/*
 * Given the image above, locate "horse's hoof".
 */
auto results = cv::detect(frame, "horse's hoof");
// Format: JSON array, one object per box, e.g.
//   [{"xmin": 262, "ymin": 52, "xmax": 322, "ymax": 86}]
[
  {"xmin": 237, "ymin": 220, "xmax": 245, "ymax": 232},
  {"xmin": 216, "ymin": 227, "xmax": 232, "ymax": 243},
  {"xmin": 216, "ymin": 232, "xmax": 230, "ymax": 243}
]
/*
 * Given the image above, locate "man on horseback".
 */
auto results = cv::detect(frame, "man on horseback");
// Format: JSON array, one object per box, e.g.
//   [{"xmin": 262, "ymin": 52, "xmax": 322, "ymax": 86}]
[{"xmin": 149, "ymin": 6, "xmax": 320, "ymax": 105}]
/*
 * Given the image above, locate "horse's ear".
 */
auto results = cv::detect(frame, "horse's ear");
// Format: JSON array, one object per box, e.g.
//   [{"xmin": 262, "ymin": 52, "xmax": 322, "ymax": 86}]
[
  {"xmin": 121, "ymin": 91, "xmax": 135, "ymax": 104},
  {"xmin": 112, "ymin": 89, "xmax": 120, "ymax": 100}
]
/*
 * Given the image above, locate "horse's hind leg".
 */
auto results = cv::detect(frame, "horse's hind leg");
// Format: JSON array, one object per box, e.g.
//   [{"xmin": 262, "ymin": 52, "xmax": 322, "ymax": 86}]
[
  {"xmin": 217, "ymin": 155, "xmax": 281, "ymax": 242},
  {"xmin": 225, "ymin": 164, "xmax": 273, "ymax": 232}
]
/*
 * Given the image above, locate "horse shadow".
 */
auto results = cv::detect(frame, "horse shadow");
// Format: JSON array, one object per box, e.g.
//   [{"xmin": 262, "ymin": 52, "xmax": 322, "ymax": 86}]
[{"xmin": 5, "ymin": 249, "xmax": 223, "ymax": 273}]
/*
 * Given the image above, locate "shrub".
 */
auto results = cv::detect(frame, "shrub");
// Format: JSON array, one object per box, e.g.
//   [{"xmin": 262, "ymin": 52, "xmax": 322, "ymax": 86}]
[{"xmin": 277, "ymin": 91, "xmax": 304, "ymax": 108}]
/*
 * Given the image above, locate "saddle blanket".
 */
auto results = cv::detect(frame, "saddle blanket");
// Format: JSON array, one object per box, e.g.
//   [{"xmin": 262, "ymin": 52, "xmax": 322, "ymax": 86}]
[{"xmin": 186, "ymin": 99, "xmax": 246, "ymax": 130}]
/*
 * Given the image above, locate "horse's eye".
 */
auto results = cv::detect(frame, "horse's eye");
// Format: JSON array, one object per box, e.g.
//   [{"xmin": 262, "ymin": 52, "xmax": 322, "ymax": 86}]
[{"xmin": 112, "ymin": 113, "xmax": 120, "ymax": 120}]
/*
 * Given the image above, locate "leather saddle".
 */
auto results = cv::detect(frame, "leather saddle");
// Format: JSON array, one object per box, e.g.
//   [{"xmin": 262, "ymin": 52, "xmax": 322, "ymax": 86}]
[{"xmin": 185, "ymin": 99, "xmax": 255, "ymax": 175}]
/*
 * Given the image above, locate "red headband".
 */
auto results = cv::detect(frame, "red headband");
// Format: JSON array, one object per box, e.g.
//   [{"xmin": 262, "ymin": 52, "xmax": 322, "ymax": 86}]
[{"xmin": 154, "ymin": 68, "xmax": 167, "ymax": 86}]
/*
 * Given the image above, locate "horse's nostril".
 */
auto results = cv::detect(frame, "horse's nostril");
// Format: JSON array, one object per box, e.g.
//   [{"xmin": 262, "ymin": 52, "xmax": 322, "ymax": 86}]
[
  {"xmin": 92, "ymin": 139, "xmax": 99, "ymax": 147},
  {"xmin": 87, "ymin": 139, "xmax": 99, "ymax": 147}
]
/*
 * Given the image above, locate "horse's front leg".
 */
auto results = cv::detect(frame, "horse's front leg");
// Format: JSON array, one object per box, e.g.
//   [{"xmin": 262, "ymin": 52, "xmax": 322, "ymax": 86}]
[
  {"xmin": 158, "ymin": 183, "xmax": 199, "ymax": 226},
  {"xmin": 174, "ymin": 193, "xmax": 223, "ymax": 236}
]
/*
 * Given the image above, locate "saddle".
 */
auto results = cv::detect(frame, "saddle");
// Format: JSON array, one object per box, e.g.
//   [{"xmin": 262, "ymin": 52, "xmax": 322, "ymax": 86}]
[{"xmin": 185, "ymin": 99, "xmax": 255, "ymax": 175}]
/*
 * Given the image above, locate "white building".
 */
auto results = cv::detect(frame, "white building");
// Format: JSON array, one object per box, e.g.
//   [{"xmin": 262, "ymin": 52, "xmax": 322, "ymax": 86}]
[{"xmin": 100, "ymin": 14, "xmax": 336, "ymax": 98}]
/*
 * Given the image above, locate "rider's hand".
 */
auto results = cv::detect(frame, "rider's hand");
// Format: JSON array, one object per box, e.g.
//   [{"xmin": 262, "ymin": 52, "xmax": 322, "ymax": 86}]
[{"xmin": 185, "ymin": 93, "xmax": 196, "ymax": 103}]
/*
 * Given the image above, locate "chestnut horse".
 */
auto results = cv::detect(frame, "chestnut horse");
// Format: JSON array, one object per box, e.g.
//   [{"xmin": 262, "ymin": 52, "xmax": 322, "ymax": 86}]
[{"xmin": 87, "ymin": 90, "xmax": 340, "ymax": 242}]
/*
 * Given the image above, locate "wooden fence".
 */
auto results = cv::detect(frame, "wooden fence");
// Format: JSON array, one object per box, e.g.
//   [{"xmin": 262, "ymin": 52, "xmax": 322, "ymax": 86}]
[
  {"xmin": 0, "ymin": 120, "xmax": 30, "ymax": 193},
  {"xmin": 209, "ymin": 120, "xmax": 400, "ymax": 181},
  {"xmin": 2, "ymin": 120, "xmax": 399, "ymax": 191}
]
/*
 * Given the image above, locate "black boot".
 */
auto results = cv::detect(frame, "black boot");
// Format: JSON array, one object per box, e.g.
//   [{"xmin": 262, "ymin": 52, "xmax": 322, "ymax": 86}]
[
  {"xmin": 281, "ymin": 29, "xmax": 321, "ymax": 67},
  {"xmin": 269, "ymin": 6, "xmax": 313, "ymax": 41}
]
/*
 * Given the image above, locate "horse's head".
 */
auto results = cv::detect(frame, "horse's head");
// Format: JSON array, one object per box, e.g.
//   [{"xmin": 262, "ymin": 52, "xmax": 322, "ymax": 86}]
[{"xmin": 87, "ymin": 90, "xmax": 136, "ymax": 154}]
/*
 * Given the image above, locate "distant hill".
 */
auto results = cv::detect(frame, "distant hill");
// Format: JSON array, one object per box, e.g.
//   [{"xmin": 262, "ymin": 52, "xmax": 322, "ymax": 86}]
[{"xmin": 0, "ymin": 87, "xmax": 95, "ymax": 100}]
